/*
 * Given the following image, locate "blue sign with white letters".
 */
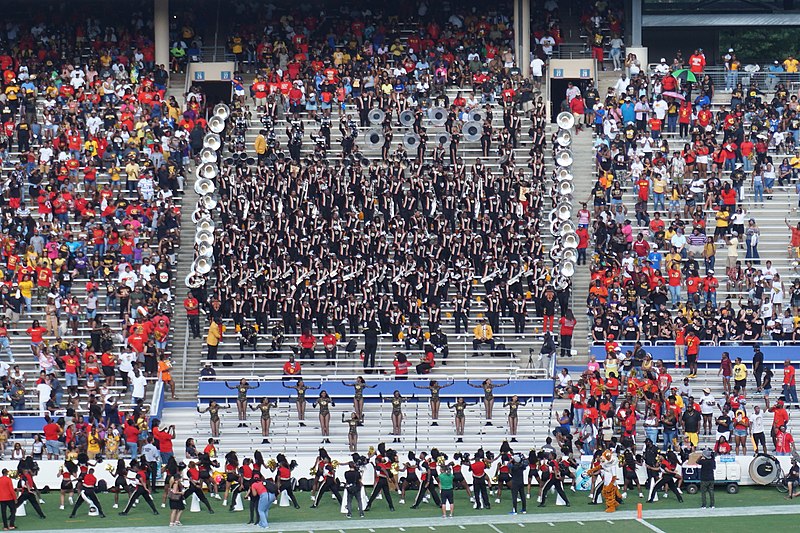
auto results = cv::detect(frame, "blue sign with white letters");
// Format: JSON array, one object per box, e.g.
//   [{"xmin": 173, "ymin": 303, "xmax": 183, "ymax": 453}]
[{"xmin": 194, "ymin": 71, "xmax": 205, "ymax": 81}]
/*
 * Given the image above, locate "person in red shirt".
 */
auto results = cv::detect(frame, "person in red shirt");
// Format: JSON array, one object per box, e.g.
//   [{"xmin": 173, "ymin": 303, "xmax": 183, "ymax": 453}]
[
  {"xmin": 322, "ymin": 330, "xmax": 337, "ymax": 366},
  {"xmin": 689, "ymin": 49, "xmax": 706, "ymax": 73},
  {"xmin": 784, "ymin": 360, "xmax": 798, "ymax": 403},
  {"xmin": 68, "ymin": 468, "xmax": 105, "ymax": 518},
  {"xmin": 393, "ymin": 352, "xmax": 411, "ymax": 379},
  {"xmin": 0, "ymin": 469, "xmax": 16, "ymax": 529},
  {"xmin": 282, "ymin": 355, "xmax": 301, "ymax": 378},
  {"xmin": 152, "ymin": 421, "xmax": 176, "ymax": 464},
  {"xmin": 775, "ymin": 424, "xmax": 796, "ymax": 456},
  {"xmin": 559, "ymin": 310, "xmax": 576, "ymax": 358},
  {"xmin": 648, "ymin": 116, "xmax": 662, "ymax": 139},
  {"xmin": 123, "ymin": 419, "xmax": 140, "ymax": 458},
  {"xmin": 43, "ymin": 416, "xmax": 63, "ymax": 459}
]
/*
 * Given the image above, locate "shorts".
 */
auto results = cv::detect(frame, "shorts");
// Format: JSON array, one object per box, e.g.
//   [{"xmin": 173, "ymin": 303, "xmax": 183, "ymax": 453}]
[
  {"xmin": 441, "ymin": 488, "xmax": 454, "ymax": 504},
  {"xmin": 102, "ymin": 365, "xmax": 115, "ymax": 377},
  {"xmin": 735, "ymin": 379, "xmax": 746, "ymax": 390},
  {"xmin": 45, "ymin": 440, "xmax": 61, "ymax": 455},
  {"xmin": 687, "ymin": 353, "xmax": 698, "ymax": 364},
  {"xmin": 763, "ymin": 387, "xmax": 771, "ymax": 398},
  {"xmin": 65, "ymin": 372, "xmax": 78, "ymax": 387},
  {"xmin": 60, "ymin": 480, "xmax": 73, "ymax": 491},
  {"xmin": 498, "ymin": 473, "xmax": 511, "ymax": 483},
  {"xmin": 453, "ymin": 473, "xmax": 465, "ymax": 484},
  {"xmin": 733, "ymin": 428, "xmax": 747, "ymax": 437},
  {"xmin": 685, "ymin": 431, "xmax": 699, "ymax": 446}
]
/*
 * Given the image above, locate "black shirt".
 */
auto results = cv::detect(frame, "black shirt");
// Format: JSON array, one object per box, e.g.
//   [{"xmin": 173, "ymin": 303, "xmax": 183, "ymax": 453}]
[
  {"xmin": 344, "ymin": 469, "xmax": 361, "ymax": 490},
  {"xmin": 682, "ymin": 409, "xmax": 702, "ymax": 433},
  {"xmin": 697, "ymin": 455, "xmax": 716, "ymax": 481}
]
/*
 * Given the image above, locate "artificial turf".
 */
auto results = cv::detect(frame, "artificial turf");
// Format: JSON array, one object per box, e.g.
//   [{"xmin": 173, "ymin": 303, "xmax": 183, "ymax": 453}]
[{"xmin": 13, "ymin": 484, "xmax": 798, "ymax": 531}]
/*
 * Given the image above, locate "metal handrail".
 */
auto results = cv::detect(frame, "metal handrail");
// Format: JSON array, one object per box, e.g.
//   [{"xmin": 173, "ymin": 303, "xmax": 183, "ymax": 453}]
[{"xmin": 181, "ymin": 321, "xmax": 190, "ymax": 390}]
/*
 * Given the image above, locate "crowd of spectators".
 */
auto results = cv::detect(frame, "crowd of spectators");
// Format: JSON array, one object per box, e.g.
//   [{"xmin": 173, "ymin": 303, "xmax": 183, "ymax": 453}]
[{"xmin": 0, "ymin": 6, "xmax": 193, "ymax": 458}]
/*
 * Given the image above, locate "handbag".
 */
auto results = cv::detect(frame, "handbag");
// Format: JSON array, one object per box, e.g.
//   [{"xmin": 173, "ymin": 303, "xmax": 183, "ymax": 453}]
[{"xmin": 168, "ymin": 484, "xmax": 183, "ymax": 501}]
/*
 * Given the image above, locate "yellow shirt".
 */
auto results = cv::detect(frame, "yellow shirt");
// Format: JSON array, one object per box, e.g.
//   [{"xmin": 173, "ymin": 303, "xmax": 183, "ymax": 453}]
[
  {"xmin": 733, "ymin": 363, "xmax": 747, "ymax": 381},
  {"xmin": 473, "ymin": 324, "xmax": 493, "ymax": 340},
  {"xmin": 18, "ymin": 279, "xmax": 33, "ymax": 299},
  {"xmin": 785, "ymin": 58, "xmax": 800, "ymax": 73}
]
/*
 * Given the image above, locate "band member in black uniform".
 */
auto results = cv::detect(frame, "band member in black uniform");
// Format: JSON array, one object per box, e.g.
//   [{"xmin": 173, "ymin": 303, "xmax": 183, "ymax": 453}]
[
  {"xmin": 537, "ymin": 452, "xmax": 570, "ymax": 507},
  {"xmin": 311, "ymin": 460, "xmax": 342, "ymax": 508},
  {"xmin": 365, "ymin": 455, "xmax": 395, "ymax": 512}
]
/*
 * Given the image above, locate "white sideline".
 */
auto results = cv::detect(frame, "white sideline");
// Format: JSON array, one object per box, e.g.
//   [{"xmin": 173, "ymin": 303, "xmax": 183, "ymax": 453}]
[{"xmin": 24, "ymin": 503, "xmax": 800, "ymax": 532}]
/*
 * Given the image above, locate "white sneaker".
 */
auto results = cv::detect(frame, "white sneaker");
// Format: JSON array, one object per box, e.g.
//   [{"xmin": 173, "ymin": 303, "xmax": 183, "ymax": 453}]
[
  {"xmin": 222, "ymin": 500, "xmax": 227, "ymax": 506},
  {"xmin": 399, "ymin": 499, "xmax": 405, "ymax": 504},
  {"xmin": 161, "ymin": 503, "xmax": 166, "ymax": 508},
  {"xmin": 663, "ymin": 493, "xmax": 668, "ymax": 499},
  {"xmin": 423, "ymin": 497, "xmax": 429, "ymax": 503},
  {"xmin": 571, "ymin": 486, "xmax": 576, "ymax": 493},
  {"xmin": 622, "ymin": 492, "xmax": 628, "ymax": 499},
  {"xmin": 473, "ymin": 503, "xmax": 478, "ymax": 509},
  {"xmin": 495, "ymin": 498, "xmax": 500, "ymax": 504},
  {"xmin": 639, "ymin": 493, "xmax": 644, "ymax": 498},
  {"xmin": 69, "ymin": 497, "xmax": 74, "ymax": 505},
  {"xmin": 59, "ymin": 505, "xmax": 64, "ymax": 510},
  {"xmin": 113, "ymin": 503, "xmax": 119, "ymax": 509},
  {"xmin": 526, "ymin": 494, "xmax": 530, "ymax": 499},
  {"xmin": 677, "ymin": 488, "xmax": 683, "ymax": 495},
  {"xmin": 470, "ymin": 497, "xmax": 475, "ymax": 503},
  {"xmin": 701, "ymin": 506, "xmax": 706, "ymax": 509},
  {"xmin": 39, "ymin": 499, "xmax": 45, "ymax": 504}
]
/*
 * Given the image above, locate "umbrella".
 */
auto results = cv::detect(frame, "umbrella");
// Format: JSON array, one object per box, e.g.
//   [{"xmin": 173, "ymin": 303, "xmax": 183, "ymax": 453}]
[
  {"xmin": 661, "ymin": 91, "xmax": 685, "ymax": 101},
  {"xmin": 671, "ymin": 69, "xmax": 698, "ymax": 83}
]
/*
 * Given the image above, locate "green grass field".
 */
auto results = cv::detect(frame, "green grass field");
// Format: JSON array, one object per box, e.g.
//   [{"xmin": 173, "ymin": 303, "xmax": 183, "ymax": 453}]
[{"xmin": 12, "ymin": 485, "xmax": 798, "ymax": 531}]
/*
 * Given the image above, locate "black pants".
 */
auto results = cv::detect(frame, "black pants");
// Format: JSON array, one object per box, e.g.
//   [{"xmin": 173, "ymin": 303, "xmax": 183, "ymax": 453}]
[
  {"xmin": 17, "ymin": 491, "xmax": 45, "ymax": 518},
  {"xmin": 510, "ymin": 482, "xmax": 526, "ymax": 513},
  {"xmin": 412, "ymin": 479, "xmax": 441, "ymax": 507},
  {"xmin": 648, "ymin": 475, "xmax": 682, "ymax": 502},
  {"xmin": 314, "ymin": 478, "xmax": 342, "ymax": 506},
  {"xmin": 148, "ymin": 461, "xmax": 158, "ymax": 491},
  {"xmin": 207, "ymin": 344, "xmax": 218, "ymax": 361},
  {"xmin": 123, "ymin": 486, "xmax": 158, "ymax": 513},
  {"xmin": 454, "ymin": 312, "xmax": 468, "ymax": 333},
  {"xmin": 363, "ymin": 342, "xmax": 377, "ymax": 370},
  {"xmin": 487, "ymin": 311, "xmax": 500, "ymax": 333},
  {"xmin": 560, "ymin": 334, "xmax": 573, "ymax": 358},
  {"xmin": 473, "ymin": 476, "xmax": 489, "ymax": 509},
  {"xmin": 184, "ymin": 484, "xmax": 213, "ymax": 512},
  {"xmin": 539, "ymin": 478, "xmax": 569, "ymax": 506},
  {"xmin": 367, "ymin": 478, "xmax": 394, "ymax": 510},
  {"xmin": 0, "ymin": 500, "xmax": 15, "ymax": 528},
  {"xmin": 70, "ymin": 488, "xmax": 104, "ymax": 517},
  {"xmin": 228, "ymin": 484, "xmax": 244, "ymax": 510},
  {"xmin": 280, "ymin": 480, "xmax": 299, "ymax": 508}
]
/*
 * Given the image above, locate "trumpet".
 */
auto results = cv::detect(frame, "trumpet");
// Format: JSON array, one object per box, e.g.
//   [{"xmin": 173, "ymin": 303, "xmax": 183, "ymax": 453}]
[{"xmin": 267, "ymin": 458, "xmax": 277, "ymax": 471}]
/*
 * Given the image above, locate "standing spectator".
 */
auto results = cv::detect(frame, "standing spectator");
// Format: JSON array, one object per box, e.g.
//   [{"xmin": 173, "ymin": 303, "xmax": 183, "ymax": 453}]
[
  {"xmin": 697, "ymin": 449, "xmax": 716, "ymax": 509},
  {"xmin": 0, "ymin": 469, "xmax": 16, "ymax": 530},
  {"xmin": 206, "ymin": 318, "xmax": 222, "ymax": 363},
  {"xmin": 784, "ymin": 359, "xmax": 798, "ymax": 404}
]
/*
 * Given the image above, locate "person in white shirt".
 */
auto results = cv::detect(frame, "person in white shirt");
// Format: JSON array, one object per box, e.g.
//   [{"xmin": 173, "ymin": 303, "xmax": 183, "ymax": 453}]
[
  {"xmin": 652, "ymin": 96, "xmax": 668, "ymax": 121},
  {"xmin": 36, "ymin": 377, "xmax": 52, "ymax": 416},
  {"xmin": 130, "ymin": 367, "xmax": 147, "ymax": 402},
  {"xmin": 700, "ymin": 388, "xmax": 717, "ymax": 435},
  {"xmin": 750, "ymin": 405, "xmax": 766, "ymax": 453},
  {"xmin": 761, "ymin": 260, "xmax": 778, "ymax": 282},
  {"xmin": 530, "ymin": 56, "xmax": 545, "ymax": 86},
  {"xmin": 614, "ymin": 74, "xmax": 630, "ymax": 97},
  {"xmin": 540, "ymin": 35, "xmax": 555, "ymax": 57}
]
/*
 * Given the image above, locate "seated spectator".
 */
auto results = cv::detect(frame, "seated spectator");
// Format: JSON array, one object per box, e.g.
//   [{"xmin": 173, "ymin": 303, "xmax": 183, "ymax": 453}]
[{"xmin": 472, "ymin": 318, "xmax": 495, "ymax": 354}]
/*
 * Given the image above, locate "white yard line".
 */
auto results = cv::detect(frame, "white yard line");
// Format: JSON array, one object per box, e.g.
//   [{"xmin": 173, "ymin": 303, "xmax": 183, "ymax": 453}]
[{"xmin": 637, "ymin": 518, "xmax": 669, "ymax": 533}]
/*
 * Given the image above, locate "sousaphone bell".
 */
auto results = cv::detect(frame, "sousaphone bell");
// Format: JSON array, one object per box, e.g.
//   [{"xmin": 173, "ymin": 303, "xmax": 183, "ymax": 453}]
[
  {"xmin": 556, "ymin": 129, "xmax": 572, "ymax": 147},
  {"xmin": 403, "ymin": 132, "xmax": 420, "ymax": 150},
  {"xmin": 208, "ymin": 116, "xmax": 225, "ymax": 134},
  {"xmin": 196, "ymin": 163, "xmax": 218, "ymax": 180},
  {"xmin": 194, "ymin": 177, "xmax": 216, "ymax": 195},
  {"xmin": 428, "ymin": 107, "xmax": 447, "ymax": 126},
  {"xmin": 203, "ymin": 133, "xmax": 221, "ymax": 150},
  {"xmin": 558, "ymin": 180, "xmax": 575, "ymax": 197},
  {"xmin": 191, "ymin": 257, "xmax": 213, "ymax": 275},
  {"xmin": 365, "ymin": 128, "xmax": 384, "ymax": 147},
  {"xmin": 368, "ymin": 108, "xmax": 385, "ymax": 125},
  {"xmin": 556, "ymin": 149, "xmax": 573, "ymax": 167},
  {"xmin": 213, "ymin": 103, "xmax": 231, "ymax": 120},
  {"xmin": 200, "ymin": 147, "xmax": 218, "ymax": 164},
  {"xmin": 560, "ymin": 260, "xmax": 576, "ymax": 277},
  {"xmin": 469, "ymin": 108, "xmax": 486, "ymax": 123},
  {"xmin": 399, "ymin": 110, "xmax": 415, "ymax": 127},
  {"xmin": 556, "ymin": 111, "xmax": 575, "ymax": 130},
  {"xmin": 463, "ymin": 121, "xmax": 481, "ymax": 142},
  {"xmin": 436, "ymin": 132, "xmax": 451, "ymax": 146}
]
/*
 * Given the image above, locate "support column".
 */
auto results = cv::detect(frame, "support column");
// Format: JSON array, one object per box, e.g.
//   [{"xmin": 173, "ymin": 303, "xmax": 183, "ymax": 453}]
[
  {"xmin": 154, "ymin": 0, "xmax": 170, "ymax": 69},
  {"xmin": 631, "ymin": 0, "xmax": 642, "ymax": 47},
  {"xmin": 515, "ymin": 0, "xmax": 531, "ymax": 77}
]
